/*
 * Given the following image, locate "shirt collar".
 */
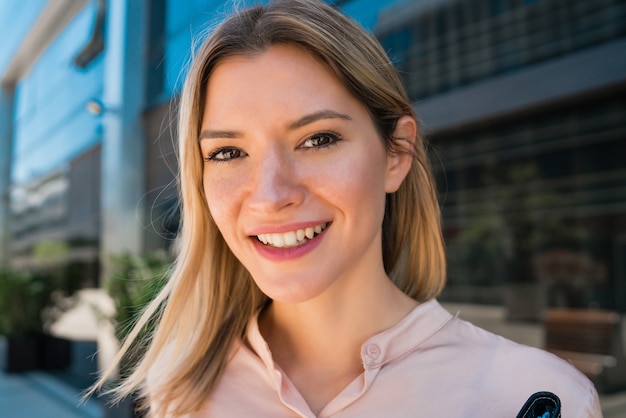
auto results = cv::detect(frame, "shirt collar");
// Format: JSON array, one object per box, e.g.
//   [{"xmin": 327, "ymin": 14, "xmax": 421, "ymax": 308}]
[
  {"xmin": 245, "ymin": 299, "xmax": 453, "ymax": 372},
  {"xmin": 243, "ymin": 299, "xmax": 454, "ymax": 417},
  {"xmin": 359, "ymin": 299, "xmax": 453, "ymax": 369}
]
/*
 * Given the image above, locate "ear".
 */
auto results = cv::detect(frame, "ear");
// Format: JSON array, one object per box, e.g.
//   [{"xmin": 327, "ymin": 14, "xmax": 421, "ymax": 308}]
[{"xmin": 385, "ymin": 115, "xmax": 416, "ymax": 193}]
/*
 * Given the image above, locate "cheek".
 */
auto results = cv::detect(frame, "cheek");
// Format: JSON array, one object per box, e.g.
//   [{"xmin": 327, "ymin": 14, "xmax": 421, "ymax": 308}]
[
  {"xmin": 306, "ymin": 148, "xmax": 388, "ymax": 225},
  {"xmin": 202, "ymin": 169, "xmax": 245, "ymax": 233},
  {"xmin": 332, "ymin": 146, "xmax": 388, "ymax": 196}
]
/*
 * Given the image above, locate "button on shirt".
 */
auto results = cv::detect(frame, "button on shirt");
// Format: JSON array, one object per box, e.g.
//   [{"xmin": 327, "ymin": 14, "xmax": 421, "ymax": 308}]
[{"xmin": 193, "ymin": 300, "xmax": 601, "ymax": 417}]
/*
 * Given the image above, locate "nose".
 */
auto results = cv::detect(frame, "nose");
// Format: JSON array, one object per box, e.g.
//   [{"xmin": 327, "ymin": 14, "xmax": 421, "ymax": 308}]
[{"xmin": 246, "ymin": 146, "xmax": 304, "ymax": 213}]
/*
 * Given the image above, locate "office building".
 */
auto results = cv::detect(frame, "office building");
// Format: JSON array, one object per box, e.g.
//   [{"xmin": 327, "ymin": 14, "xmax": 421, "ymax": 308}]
[{"xmin": 1, "ymin": 0, "xmax": 624, "ymax": 315}]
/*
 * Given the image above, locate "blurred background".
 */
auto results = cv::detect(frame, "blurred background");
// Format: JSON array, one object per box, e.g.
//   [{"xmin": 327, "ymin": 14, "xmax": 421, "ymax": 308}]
[{"xmin": 0, "ymin": 0, "xmax": 625, "ymax": 416}]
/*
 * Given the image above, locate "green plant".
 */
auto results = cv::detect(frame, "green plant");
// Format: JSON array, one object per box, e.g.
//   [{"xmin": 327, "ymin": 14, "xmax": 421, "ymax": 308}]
[
  {"xmin": 103, "ymin": 250, "xmax": 170, "ymax": 376},
  {"xmin": 0, "ymin": 268, "xmax": 77, "ymax": 337}
]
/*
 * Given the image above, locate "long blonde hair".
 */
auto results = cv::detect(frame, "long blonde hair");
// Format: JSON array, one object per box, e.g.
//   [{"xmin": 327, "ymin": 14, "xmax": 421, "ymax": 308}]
[{"xmin": 91, "ymin": 0, "xmax": 446, "ymax": 415}]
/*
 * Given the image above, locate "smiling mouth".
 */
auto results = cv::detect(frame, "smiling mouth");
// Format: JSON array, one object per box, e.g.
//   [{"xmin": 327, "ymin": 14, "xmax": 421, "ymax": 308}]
[{"xmin": 256, "ymin": 222, "xmax": 329, "ymax": 248}]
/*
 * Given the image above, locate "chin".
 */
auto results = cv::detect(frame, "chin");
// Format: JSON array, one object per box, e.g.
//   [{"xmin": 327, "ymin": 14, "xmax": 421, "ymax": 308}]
[{"xmin": 255, "ymin": 279, "xmax": 332, "ymax": 305}]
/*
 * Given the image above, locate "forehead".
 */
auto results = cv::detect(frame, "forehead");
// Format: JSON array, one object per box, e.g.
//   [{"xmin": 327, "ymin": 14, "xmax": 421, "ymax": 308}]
[{"xmin": 201, "ymin": 45, "xmax": 361, "ymax": 125}]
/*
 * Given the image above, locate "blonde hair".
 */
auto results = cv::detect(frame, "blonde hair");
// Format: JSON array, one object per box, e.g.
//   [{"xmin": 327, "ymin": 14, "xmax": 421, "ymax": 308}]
[{"xmin": 90, "ymin": 0, "xmax": 446, "ymax": 416}]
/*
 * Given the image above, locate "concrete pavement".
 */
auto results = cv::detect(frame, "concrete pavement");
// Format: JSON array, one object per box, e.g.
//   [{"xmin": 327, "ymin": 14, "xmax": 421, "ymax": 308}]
[
  {"xmin": 0, "ymin": 369, "xmax": 101, "ymax": 418},
  {"xmin": 0, "ymin": 289, "xmax": 113, "ymax": 418}
]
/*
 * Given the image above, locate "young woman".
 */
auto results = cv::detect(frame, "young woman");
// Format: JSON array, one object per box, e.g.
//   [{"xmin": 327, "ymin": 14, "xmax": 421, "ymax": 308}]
[{"xmin": 94, "ymin": 1, "xmax": 601, "ymax": 416}]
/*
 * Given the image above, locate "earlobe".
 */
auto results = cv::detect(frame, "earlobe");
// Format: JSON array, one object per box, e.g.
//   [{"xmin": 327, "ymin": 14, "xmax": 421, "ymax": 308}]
[{"xmin": 385, "ymin": 116, "xmax": 417, "ymax": 193}]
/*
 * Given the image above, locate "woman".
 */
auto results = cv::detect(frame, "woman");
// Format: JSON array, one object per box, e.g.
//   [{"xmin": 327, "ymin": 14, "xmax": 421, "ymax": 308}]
[{"xmin": 94, "ymin": 0, "xmax": 601, "ymax": 416}]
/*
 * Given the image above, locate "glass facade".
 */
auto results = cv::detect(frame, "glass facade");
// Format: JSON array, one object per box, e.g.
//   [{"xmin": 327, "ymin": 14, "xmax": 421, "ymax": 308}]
[
  {"xmin": 378, "ymin": 0, "xmax": 626, "ymax": 101},
  {"xmin": 5, "ymin": 1, "xmax": 104, "ymax": 282},
  {"xmin": 377, "ymin": 0, "xmax": 626, "ymax": 315},
  {"xmin": 436, "ymin": 96, "xmax": 626, "ymax": 312},
  {"xmin": 12, "ymin": 1, "xmax": 104, "ymax": 185}
]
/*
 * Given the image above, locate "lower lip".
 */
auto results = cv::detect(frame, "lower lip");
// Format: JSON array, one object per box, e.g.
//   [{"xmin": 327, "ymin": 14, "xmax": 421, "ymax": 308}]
[{"xmin": 252, "ymin": 226, "xmax": 329, "ymax": 262}]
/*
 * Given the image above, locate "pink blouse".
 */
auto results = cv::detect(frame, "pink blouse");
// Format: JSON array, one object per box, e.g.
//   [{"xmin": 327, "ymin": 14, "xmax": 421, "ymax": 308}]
[{"xmin": 191, "ymin": 299, "xmax": 602, "ymax": 417}]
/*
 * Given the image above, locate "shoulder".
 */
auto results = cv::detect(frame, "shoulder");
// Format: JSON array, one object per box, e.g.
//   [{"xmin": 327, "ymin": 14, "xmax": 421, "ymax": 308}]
[
  {"xmin": 377, "ymin": 300, "xmax": 602, "ymax": 417},
  {"xmin": 423, "ymin": 306, "xmax": 602, "ymax": 417}
]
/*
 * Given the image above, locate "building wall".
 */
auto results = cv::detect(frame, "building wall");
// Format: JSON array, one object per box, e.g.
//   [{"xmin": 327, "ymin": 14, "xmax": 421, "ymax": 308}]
[
  {"xmin": 377, "ymin": 0, "xmax": 626, "ymax": 102},
  {"xmin": 376, "ymin": 0, "xmax": 626, "ymax": 313},
  {"xmin": 143, "ymin": 103, "xmax": 179, "ymax": 254},
  {"xmin": 1, "ymin": 0, "xmax": 624, "ymax": 313},
  {"xmin": 0, "ymin": 0, "xmax": 48, "ymax": 76},
  {"xmin": 12, "ymin": 1, "xmax": 104, "ymax": 185},
  {"xmin": 10, "ymin": 144, "xmax": 101, "ymax": 285},
  {"xmin": 1, "ymin": 0, "xmax": 103, "ymax": 277},
  {"xmin": 67, "ymin": 144, "xmax": 101, "ymax": 249},
  {"xmin": 0, "ymin": 0, "xmax": 49, "ymax": 266},
  {"xmin": 147, "ymin": 0, "xmax": 401, "ymax": 108}
]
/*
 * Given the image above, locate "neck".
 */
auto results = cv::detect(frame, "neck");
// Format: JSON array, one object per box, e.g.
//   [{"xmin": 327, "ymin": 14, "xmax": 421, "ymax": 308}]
[
  {"xmin": 258, "ymin": 271, "xmax": 417, "ymax": 415},
  {"xmin": 259, "ymin": 269, "xmax": 418, "ymax": 373}
]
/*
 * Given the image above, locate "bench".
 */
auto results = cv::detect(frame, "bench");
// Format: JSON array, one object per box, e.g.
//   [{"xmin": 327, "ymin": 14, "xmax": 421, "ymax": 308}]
[{"xmin": 544, "ymin": 308, "xmax": 626, "ymax": 393}]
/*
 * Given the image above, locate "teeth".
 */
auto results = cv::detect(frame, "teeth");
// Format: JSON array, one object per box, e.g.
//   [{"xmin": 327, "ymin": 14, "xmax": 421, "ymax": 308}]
[
  {"xmin": 257, "ymin": 222, "xmax": 328, "ymax": 248},
  {"xmin": 271, "ymin": 233, "xmax": 284, "ymax": 247},
  {"xmin": 284, "ymin": 231, "xmax": 297, "ymax": 246}
]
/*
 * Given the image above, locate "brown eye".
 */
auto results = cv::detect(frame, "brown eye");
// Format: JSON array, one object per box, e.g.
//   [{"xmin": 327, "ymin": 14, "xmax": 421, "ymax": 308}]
[
  {"xmin": 300, "ymin": 132, "xmax": 342, "ymax": 149},
  {"xmin": 206, "ymin": 148, "xmax": 247, "ymax": 162}
]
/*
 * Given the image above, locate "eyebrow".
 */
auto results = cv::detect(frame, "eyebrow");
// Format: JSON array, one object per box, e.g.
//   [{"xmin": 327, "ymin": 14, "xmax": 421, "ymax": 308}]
[
  {"xmin": 198, "ymin": 109, "xmax": 352, "ymax": 142},
  {"xmin": 286, "ymin": 110, "xmax": 352, "ymax": 130},
  {"xmin": 198, "ymin": 129, "xmax": 242, "ymax": 141}
]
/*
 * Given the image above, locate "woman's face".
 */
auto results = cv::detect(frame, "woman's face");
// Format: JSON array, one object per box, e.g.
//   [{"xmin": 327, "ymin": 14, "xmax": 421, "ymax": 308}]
[{"xmin": 200, "ymin": 45, "xmax": 411, "ymax": 304}]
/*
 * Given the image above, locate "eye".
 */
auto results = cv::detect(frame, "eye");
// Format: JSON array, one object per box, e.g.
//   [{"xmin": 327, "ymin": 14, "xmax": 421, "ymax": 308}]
[
  {"xmin": 205, "ymin": 147, "xmax": 247, "ymax": 162},
  {"xmin": 300, "ymin": 131, "xmax": 343, "ymax": 150}
]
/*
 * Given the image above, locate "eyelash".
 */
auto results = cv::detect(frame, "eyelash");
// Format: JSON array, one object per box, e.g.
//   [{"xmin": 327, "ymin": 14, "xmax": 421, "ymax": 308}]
[
  {"xmin": 204, "ymin": 148, "xmax": 246, "ymax": 163},
  {"xmin": 203, "ymin": 131, "xmax": 343, "ymax": 162},
  {"xmin": 299, "ymin": 131, "xmax": 343, "ymax": 150}
]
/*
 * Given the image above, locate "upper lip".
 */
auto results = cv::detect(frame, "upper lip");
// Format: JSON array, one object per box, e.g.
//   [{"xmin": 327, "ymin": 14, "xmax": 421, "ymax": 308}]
[{"xmin": 247, "ymin": 220, "xmax": 331, "ymax": 236}]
